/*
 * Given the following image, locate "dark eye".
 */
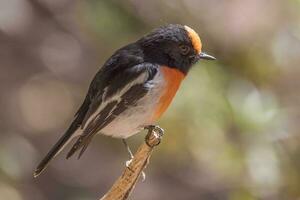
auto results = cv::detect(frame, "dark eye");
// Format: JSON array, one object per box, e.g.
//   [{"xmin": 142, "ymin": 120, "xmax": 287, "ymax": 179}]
[{"xmin": 179, "ymin": 45, "xmax": 190, "ymax": 55}]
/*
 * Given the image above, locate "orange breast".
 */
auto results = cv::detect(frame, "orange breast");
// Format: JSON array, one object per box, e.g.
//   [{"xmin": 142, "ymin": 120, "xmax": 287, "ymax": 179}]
[{"xmin": 151, "ymin": 66, "xmax": 185, "ymax": 121}]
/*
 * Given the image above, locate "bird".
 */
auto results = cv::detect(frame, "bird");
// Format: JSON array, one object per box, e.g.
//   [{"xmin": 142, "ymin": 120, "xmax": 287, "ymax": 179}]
[{"xmin": 33, "ymin": 24, "xmax": 216, "ymax": 177}]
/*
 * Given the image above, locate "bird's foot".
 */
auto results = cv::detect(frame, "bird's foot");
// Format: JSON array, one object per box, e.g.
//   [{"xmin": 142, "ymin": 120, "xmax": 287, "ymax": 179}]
[
  {"xmin": 124, "ymin": 158, "xmax": 146, "ymax": 181},
  {"xmin": 125, "ymin": 158, "xmax": 134, "ymax": 172},
  {"xmin": 122, "ymin": 139, "xmax": 146, "ymax": 181}
]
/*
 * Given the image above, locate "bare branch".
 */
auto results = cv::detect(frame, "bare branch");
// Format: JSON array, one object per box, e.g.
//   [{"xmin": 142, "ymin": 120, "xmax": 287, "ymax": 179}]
[{"xmin": 100, "ymin": 126, "xmax": 164, "ymax": 200}]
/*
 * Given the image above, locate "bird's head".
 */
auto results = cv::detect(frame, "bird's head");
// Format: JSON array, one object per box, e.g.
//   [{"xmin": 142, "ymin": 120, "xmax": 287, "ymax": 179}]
[{"xmin": 139, "ymin": 24, "xmax": 216, "ymax": 74}]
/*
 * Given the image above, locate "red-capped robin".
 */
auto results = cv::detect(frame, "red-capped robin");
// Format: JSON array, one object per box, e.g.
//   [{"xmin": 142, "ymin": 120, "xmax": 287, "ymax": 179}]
[{"xmin": 34, "ymin": 24, "xmax": 216, "ymax": 177}]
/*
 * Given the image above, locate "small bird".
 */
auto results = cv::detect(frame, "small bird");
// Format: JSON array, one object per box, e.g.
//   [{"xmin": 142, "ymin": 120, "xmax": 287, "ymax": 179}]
[{"xmin": 34, "ymin": 24, "xmax": 215, "ymax": 177}]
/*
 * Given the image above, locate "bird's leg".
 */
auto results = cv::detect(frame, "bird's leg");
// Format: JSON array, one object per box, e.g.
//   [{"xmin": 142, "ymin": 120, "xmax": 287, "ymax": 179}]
[
  {"xmin": 122, "ymin": 138, "xmax": 147, "ymax": 181},
  {"xmin": 121, "ymin": 126, "xmax": 164, "ymax": 182},
  {"xmin": 122, "ymin": 139, "xmax": 134, "ymax": 166}
]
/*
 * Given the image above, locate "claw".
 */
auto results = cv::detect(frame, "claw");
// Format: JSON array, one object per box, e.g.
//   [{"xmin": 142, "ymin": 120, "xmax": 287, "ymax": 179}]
[
  {"xmin": 125, "ymin": 158, "xmax": 147, "ymax": 181},
  {"xmin": 141, "ymin": 171, "xmax": 146, "ymax": 182},
  {"xmin": 125, "ymin": 159, "xmax": 132, "ymax": 167},
  {"xmin": 125, "ymin": 159, "xmax": 134, "ymax": 172}
]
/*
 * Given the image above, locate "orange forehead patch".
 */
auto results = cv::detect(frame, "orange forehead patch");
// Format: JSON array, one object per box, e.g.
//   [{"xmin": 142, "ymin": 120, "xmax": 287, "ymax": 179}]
[{"xmin": 184, "ymin": 25, "xmax": 202, "ymax": 54}]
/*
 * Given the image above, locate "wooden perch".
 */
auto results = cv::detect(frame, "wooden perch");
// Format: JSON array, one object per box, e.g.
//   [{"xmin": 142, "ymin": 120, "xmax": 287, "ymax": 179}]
[{"xmin": 99, "ymin": 126, "xmax": 164, "ymax": 200}]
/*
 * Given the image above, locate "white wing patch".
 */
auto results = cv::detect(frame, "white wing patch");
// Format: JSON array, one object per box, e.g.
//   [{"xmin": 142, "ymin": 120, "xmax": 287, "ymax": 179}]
[
  {"xmin": 101, "ymin": 70, "xmax": 165, "ymax": 138},
  {"xmin": 82, "ymin": 70, "xmax": 149, "ymax": 130}
]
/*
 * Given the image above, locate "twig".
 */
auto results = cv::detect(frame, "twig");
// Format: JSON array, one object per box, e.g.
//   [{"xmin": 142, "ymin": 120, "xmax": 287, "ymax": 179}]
[{"xmin": 99, "ymin": 126, "xmax": 164, "ymax": 200}]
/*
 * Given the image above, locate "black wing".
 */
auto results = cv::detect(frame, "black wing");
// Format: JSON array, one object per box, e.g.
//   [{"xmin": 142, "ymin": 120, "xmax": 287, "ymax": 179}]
[
  {"xmin": 34, "ymin": 44, "xmax": 147, "ymax": 177},
  {"xmin": 66, "ymin": 63, "xmax": 158, "ymax": 159}
]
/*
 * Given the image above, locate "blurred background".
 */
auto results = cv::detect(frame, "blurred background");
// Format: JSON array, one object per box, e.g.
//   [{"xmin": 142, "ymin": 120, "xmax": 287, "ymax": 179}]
[{"xmin": 0, "ymin": 0, "xmax": 300, "ymax": 199}]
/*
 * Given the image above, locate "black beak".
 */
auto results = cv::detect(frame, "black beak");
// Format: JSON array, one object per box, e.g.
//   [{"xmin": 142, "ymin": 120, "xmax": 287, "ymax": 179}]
[{"xmin": 198, "ymin": 52, "xmax": 216, "ymax": 60}]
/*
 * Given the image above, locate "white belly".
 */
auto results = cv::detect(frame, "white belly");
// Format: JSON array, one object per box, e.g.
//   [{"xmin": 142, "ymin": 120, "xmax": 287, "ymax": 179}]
[{"xmin": 100, "ymin": 71, "xmax": 165, "ymax": 138}]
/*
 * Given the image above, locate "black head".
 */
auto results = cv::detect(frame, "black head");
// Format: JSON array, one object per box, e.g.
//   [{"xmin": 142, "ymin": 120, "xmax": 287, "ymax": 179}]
[{"xmin": 138, "ymin": 24, "xmax": 215, "ymax": 74}]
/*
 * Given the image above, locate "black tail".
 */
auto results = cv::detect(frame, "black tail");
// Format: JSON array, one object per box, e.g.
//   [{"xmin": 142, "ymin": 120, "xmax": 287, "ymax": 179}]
[
  {"xmin": 33, "ymin": 121, "xmax": 80, "ymax": 177},
  {"xmin": 34, "ymin": 97, "xmax": 90, "ymax": 178}
]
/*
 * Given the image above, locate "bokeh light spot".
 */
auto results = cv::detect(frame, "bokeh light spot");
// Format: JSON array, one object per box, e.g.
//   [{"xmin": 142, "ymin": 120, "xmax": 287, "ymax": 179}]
[{"xmin": 18, "ymin": 74, "xmax": 75, "ymax": 133}]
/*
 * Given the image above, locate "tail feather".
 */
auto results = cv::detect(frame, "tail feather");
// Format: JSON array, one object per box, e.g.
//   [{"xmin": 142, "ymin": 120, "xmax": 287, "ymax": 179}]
[
  {"xmin": 33, "ymin": 122, "xmax": 79, "ymax": 178},
  {"xmin": 34, "ymin": 97, "xmax": 90, "ymax": 178},
  {"xmin": 66, "ymin": 134, "xmax": 93, "ymax": 160}
]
